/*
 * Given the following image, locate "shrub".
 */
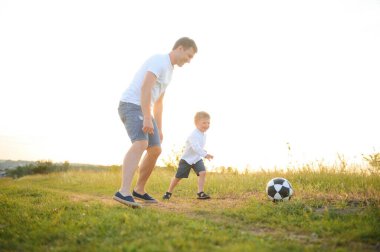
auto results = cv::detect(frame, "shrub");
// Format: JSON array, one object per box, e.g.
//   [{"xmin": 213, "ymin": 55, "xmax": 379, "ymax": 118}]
[
  {"xmin": 362, "ymin": 152, "xmax": 380, "ymax": 174},
  {"xmin": 6, "ymin": 160, "xmax": 70, "ymax": 178},
  {"xmin": 161, "ymin": 146, "xmax": 184, "ymax": 171}
]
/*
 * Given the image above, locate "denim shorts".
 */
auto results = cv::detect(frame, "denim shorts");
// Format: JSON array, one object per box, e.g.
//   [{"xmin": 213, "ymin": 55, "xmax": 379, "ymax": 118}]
[
  {"xmin": 118, "ymin": 101, "xmax": 161, "ymax": 147},
  {"xmin": 175, "ymin": 159, "xmax": 206, "ymax": 178}
]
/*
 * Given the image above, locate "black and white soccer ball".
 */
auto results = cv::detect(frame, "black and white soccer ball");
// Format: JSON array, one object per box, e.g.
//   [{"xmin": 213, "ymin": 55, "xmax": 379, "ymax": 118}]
[{"xmin": 266, "ymin": 177, "xmax": 294, "ymax": 202}]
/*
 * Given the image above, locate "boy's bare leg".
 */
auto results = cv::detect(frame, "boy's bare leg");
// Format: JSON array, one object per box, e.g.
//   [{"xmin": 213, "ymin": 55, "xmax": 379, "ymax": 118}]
[
  {"xmin": 197, "ymin": 171, "xmax": 206, "ymax": 193},
  {"xmin": 134, "ymin": 145, "xmax": 162, "ymax": 194},
  {"xmin": 119, "ymin": 140, "xmax": 148, "ymax": 196},
  {"xmin": 168, "ymin": 177, "xmax": 181, "ymax": 193}
]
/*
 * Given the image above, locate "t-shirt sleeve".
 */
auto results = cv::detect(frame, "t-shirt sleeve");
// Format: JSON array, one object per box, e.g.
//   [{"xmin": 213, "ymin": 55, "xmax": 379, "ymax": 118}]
[{"xmin": 146, "ymin": 55, "xmax": 164, "ymax": 78}]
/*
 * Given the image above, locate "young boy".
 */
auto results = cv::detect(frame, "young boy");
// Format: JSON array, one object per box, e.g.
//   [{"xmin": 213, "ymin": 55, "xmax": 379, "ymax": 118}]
[{"xmin": 163, "ymin": 111, "xmax": 213, "ymax": 200}]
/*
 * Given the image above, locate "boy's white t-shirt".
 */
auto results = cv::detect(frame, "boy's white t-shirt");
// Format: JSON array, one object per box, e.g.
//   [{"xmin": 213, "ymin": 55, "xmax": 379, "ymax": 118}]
[
  {"xmin": 181, "ymin": 129, "xmax": 207, "ymax": 165},
  {"xmin": 120, "ymin": 54, "xmax": 173, "ymax": 106}
]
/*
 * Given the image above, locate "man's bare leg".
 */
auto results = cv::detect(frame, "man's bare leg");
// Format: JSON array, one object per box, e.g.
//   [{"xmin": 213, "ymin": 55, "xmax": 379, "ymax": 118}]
[
  {"xmin": 119, "ymin": 140, "xmax": 148, "ymax": 196},
  {"xmin": 134, "ymin": 145, "xmax": 161, "ymax": 194}
]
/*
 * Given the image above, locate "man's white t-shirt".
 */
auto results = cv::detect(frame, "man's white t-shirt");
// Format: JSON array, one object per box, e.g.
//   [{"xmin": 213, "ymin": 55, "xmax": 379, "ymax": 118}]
[
  {"xmin": 181, "ymin": 129, "xmax": 208, "ymax": 165},
  {"xmin": 120, "ymin": 54, "xmax": 173, "ymax": 106}
]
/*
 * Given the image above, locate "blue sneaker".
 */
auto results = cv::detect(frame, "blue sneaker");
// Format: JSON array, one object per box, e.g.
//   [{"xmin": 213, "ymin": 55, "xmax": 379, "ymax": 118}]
[
  {"xmin": 113, "ymin": 192, "xmax": 141, "ymax": 208},
  {"xmin": 132, "ymin": 190, "xmax": 158, "ymax": 203}
]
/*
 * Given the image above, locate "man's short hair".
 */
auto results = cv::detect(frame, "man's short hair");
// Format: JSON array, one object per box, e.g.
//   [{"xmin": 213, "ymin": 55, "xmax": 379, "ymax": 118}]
[{"xmin": 173, "ymin": 37, "xmax": 198, "ymax": 53}]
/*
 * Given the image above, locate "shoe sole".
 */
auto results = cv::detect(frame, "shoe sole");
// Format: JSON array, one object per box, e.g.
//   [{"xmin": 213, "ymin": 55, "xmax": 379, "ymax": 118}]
[
  {"xmin": 134, "ymin": 197, "xmax": 158, "ymax": 203},
  {"xmin": 197, "ymin": 197, "xmax": 211, "ymax": 200},
  {"xmin": 113, "ymin": 196, "xmax": 142, "ymax": 208},
  {"xmin": 132, "ymin": 191, "xmax": 158, "ymax": 203}
]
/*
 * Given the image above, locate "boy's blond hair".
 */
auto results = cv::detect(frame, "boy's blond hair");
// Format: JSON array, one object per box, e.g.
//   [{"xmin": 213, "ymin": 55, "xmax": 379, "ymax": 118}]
[{"xmin": 194, "ymin": 111, "xmax": 210, "ymax": 123}]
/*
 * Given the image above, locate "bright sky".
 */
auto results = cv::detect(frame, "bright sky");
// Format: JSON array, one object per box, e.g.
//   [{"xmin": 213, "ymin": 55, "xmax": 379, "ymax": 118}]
[{"xmin": 1, "ymin": 0, "xmax": 379, "ymax": 170}]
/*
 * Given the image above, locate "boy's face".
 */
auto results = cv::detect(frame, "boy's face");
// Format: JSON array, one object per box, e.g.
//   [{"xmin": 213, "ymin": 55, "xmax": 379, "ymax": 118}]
[{"xmin": 195, "ymin": 118, "xmax": 210, "ymax": 133}]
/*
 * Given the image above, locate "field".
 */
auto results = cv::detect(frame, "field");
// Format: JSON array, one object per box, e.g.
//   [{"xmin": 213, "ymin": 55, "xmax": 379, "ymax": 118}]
[{"xmin": 0, "ymin": 165, "xmax": 379, "ymax": 251}]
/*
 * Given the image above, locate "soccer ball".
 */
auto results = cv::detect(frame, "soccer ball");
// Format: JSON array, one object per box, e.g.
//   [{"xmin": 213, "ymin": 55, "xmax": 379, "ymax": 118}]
[{"xmin": 266, "ymin": 177, "xmax": 294, "ymax": 202}]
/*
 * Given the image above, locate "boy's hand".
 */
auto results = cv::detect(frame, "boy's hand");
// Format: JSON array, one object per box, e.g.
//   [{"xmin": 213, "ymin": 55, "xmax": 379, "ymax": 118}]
[{"xmin": 205, "ymin": 154, "xmax": 214, "ymax": 161}]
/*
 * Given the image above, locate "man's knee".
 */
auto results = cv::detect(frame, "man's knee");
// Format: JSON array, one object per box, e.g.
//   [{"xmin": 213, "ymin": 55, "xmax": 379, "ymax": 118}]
[
  {"xmin": 147, "ymin": 145, "xmax": 162, "ymax": 157},
  {"xmin": 132, "ymin": 140, "xmax": 149, "ymax": 152}
]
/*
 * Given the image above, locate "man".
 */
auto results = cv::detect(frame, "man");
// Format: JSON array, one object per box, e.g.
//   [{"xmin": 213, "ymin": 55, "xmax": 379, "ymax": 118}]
[{"xmin": 114, "ymin": 37, "xmax": 198, "ymax": 208}]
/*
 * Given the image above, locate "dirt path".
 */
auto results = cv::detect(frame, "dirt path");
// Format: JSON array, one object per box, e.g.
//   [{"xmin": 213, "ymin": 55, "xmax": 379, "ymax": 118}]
[
  {"xmin": 61, "ymin": 190, "xmax": 324, "ymax": 245},
  {"xmin": 46, "ymin": 188, "xmax": 378, "ymax": 250}
]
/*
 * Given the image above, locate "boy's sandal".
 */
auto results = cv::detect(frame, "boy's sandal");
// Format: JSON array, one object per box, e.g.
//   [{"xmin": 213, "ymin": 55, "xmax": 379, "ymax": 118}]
[
  {"xmin": 197, "ymin": 192, "xmax": 211, "ymax": 200},
  {"xmin": 162, "ymin": 192, "xmax": 172, "ymax": 200}
]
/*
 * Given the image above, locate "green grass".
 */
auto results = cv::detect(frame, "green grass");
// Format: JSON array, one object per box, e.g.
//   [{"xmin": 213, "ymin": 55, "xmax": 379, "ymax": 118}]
[{"xmin": 0, "ymin": 167, "xmax": 379, "ymax": 251}]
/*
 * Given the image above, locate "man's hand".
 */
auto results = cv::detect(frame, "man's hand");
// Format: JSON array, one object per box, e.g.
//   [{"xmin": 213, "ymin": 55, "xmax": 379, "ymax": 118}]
[{"xmin": 142, "ymin": 117, "xmax": 154, "ymax": 134}]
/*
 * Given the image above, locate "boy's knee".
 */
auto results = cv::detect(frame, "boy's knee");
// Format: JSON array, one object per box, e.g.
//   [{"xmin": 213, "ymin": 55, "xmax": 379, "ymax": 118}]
[{"xmin": 173, "ymin": 177, "xmax": 181, "ymax": 183}]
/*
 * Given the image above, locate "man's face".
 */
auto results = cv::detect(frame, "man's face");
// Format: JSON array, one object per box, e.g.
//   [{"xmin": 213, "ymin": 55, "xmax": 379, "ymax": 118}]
[{"xmin": 177, "ymin": 47, "xmax": 196, "ymax": 67}]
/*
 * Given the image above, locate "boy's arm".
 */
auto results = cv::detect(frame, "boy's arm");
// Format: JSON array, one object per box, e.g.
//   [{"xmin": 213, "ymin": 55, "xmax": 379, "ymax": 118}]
[
  {"xmin": 189, "ymin": 140, "xmax": 213, "ymax": 160},
  {"xmin": 141, "ymin": 71, "xmax": 157, "ymax": 134},
  {"xmin": 188, "ymin": 136, "xmax": 208, "ymax": 158},
  {"xmin": 153, "ymin": 92, "xmax": 164, "ymax": 142}
]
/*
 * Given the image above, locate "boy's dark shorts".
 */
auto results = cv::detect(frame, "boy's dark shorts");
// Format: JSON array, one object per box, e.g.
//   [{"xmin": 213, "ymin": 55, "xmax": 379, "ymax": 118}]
[{"xmin": 175, "ymin": 159, "xmax": 206, "ymax": 179}]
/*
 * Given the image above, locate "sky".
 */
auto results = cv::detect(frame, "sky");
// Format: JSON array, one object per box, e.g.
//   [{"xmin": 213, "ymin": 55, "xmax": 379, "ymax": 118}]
[{"xmin": 0, "ymin": 0, "xmax": 379, "ymax": 171}]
